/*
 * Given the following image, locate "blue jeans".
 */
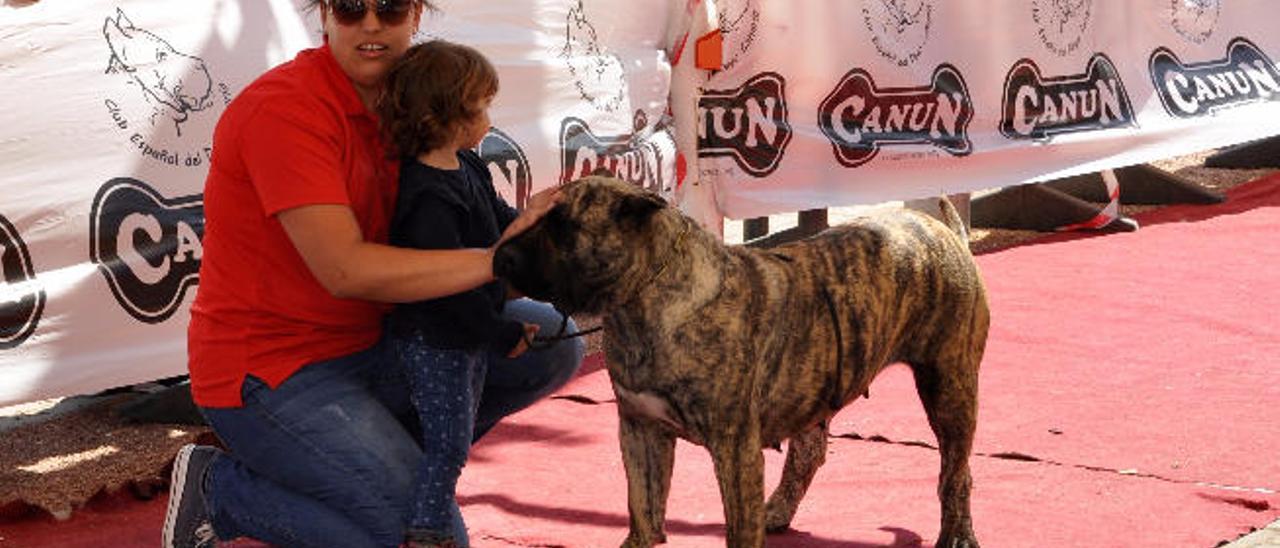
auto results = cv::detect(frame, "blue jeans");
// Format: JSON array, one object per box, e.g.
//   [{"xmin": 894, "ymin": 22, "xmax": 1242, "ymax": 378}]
[{"xmin": 199, "ymin": 299, "xmax": 584, "ymax": 548}]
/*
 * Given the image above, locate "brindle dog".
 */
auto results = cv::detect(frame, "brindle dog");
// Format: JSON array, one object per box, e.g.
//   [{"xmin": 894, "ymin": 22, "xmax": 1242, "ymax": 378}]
[{"xmin": 494, "ymin": 176, "xmax": 988, "ymax": 548}]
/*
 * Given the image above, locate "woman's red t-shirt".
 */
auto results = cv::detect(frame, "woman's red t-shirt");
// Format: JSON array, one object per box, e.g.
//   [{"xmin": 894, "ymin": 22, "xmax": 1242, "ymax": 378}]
[{"xmin": 188, "ymin": 45, "xmax": 397, "ymax": 408}]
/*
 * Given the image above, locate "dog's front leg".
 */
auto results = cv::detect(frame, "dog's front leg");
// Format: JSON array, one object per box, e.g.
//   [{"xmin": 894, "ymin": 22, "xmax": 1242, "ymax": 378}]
[
  {"xmin": 764, "ymin": 421, "xmax": 828, "ymax": 532},
  {"xmin": 618, "ymin": 415, "xmax": 676, "ymax": 547},
  {"xmin": 708, "ymin": 428, "xmax": 766, "ymax": 547}
]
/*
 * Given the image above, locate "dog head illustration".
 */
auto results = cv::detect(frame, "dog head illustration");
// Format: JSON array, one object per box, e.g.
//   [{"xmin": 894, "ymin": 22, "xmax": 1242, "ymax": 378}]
[
  {"xmin": 1170, "ymin": 0, "xmax": 1220, "ymax": 43},
  {"xmin": 1032, "ymin": 0, "xmax": 1091, "ymax": 56},
  {"xmin": 863, "ymin": 0, "xmax": 934, "ymax": 66},
  {"xmin": 560, "ymin": 0, "xmax": 627, "ymax": 113},
  {"xmin": 1050, "ymin": 0, "xmax": 1088, "ymax": 26},
  {"xmin": 103, "ymin": 8, "xmax": 213, "ymax": 136}
]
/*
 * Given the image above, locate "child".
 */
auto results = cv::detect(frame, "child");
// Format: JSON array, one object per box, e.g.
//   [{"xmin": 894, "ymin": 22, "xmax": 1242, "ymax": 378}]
[{"xmin": 378, "ymin": 40, "xmax": 538, "ymax": 548}]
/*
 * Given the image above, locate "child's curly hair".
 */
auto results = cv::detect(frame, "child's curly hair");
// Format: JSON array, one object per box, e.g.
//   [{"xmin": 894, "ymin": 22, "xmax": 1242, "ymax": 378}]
[{"xmin": 378, "ymin": 40, "xmax": 499, "ymax": 159}]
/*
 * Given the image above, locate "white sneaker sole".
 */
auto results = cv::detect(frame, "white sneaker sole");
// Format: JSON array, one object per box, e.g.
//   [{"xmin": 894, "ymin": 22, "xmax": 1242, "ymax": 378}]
[{"xmin": 161, "ymin": 444, "xmax": 195, "ymax": 547}]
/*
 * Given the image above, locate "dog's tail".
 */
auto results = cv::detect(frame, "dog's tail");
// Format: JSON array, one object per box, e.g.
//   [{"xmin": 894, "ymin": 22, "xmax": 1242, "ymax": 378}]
[{"xmin": 937, "ymin": 196, "xmax": 969, "ymax": 243}]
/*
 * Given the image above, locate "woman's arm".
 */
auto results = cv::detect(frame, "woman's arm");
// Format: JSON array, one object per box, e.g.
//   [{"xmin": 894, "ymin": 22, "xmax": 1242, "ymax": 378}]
[
  {"xmin": 279, "ymin": 204, "xmax": 493, "ymax": 302},
  {"xmin": 278, "ymin": 186, "xmax": 559, "ymax": 303}
]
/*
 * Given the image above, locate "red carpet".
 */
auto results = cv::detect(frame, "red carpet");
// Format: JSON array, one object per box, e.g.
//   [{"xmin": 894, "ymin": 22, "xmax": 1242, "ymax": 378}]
[{"xmin": 3, "ymin": 175, "xmax": 1279, "ymax": 547}]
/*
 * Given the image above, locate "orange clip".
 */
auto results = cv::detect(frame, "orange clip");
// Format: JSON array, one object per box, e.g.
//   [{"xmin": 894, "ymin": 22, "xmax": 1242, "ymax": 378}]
[{"xmin": 694, "ymin": 29, "xmax": 723, "ymax": 71}]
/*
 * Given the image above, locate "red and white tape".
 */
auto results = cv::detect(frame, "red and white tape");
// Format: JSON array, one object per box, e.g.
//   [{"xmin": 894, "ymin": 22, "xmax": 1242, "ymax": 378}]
[{"xmin": 1057, "ymin": 169, "xmax": 1122, "ymax": 231}]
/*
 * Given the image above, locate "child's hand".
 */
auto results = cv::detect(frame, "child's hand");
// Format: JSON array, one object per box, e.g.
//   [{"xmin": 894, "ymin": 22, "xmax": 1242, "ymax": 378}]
[{"xmin": 507, "ymin": 322, "xmax": 540, "ymax": 358}]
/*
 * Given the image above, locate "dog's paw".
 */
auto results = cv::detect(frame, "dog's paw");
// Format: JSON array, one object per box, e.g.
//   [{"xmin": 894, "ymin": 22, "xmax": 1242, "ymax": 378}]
[
  {"xmin": 620, "ymin": 532, "xmax": 663, "ymax": 548},
  {"xmin": 764, "ymin": 498, "xmax": 798, "ymax": 533},
  {"xmin": 764, "ymin": 508, "xmax": 793, "ymax": 533},
  {"xmin": 935, "ymin": 532, "xmax": 980, "ymax": 548}
]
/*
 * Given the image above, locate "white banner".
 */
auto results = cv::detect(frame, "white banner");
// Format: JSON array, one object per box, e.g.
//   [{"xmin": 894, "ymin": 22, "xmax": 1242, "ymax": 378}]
[
  {"xmin": 0, "ymin": 0, "xmax": 315, "ymax": 407},
  {"xmin": 4, "ymin": 0, "xmax": 1278, "ymax": 406},
  {"xmin": 697, "ymin": 0, "xmax": 1280, "ymax": 218},
  {"xmin": 423, "ymin": 0, "xmax": 688, "ymax": 208},
  {"xmin": 0, "ymin": 0, "xmax": 696, "ymax": 406}
]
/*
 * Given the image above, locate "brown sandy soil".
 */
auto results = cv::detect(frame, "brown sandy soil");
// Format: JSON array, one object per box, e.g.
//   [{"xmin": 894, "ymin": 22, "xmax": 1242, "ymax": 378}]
[
  {"xmin": 967, "ymin": 151, "xmax": 1277, "ymax": 255},
  {"xmin": 0, "ymin": 150, "xmax": 1274, "ymax": 521},
  {"xmin": 0, "ymin": 394, "xmax": 215, "ymax": 521}
]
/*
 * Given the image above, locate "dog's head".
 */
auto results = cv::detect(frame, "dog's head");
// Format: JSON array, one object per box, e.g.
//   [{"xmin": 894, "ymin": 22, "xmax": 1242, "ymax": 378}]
[{"xmin": 493, "ymin": 176, "xmax": 668, "ymax": 315}]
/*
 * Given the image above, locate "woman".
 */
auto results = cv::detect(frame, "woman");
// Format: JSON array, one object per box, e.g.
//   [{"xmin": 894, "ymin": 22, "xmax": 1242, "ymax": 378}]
[{"xmin": 162, "ymin": 2, "xmax": 582, "ymax": 547}]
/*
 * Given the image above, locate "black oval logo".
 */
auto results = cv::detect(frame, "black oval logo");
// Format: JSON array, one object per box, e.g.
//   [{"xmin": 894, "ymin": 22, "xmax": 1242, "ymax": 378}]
[
  {"xmin": 0, "ymin": 214, "xmax": 46, "ymax": 349},
  {"xmin": 89, "ymin": 178, "xmax": 203, "ymax": 323}
]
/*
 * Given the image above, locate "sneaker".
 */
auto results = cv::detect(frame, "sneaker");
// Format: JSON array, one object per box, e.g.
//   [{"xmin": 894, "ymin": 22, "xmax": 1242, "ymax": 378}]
[{"xmin": 161, "ymin": 444, "xmax": 218, "ymax": 548}]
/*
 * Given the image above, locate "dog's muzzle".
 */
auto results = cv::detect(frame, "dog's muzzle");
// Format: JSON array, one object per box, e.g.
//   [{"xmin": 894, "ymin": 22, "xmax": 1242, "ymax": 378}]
[
  {"xmin": 493, "ymin": 241, "xmax": 554, "ymax": 301},
  {"xmin": 492, "ymin": 242, "xmax": 525, "ymax": 280}
]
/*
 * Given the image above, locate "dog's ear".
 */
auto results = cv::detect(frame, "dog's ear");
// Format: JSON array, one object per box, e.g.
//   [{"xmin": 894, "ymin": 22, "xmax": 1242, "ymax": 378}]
[{"xmin": 614, "ymin": 192, "xmax": 666, "ymax": 226}]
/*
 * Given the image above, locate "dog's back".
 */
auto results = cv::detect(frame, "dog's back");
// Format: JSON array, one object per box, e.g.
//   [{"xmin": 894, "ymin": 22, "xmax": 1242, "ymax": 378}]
[{"xmin": 733, "ymin": 205, "xmax": 986, "ymax": 433}]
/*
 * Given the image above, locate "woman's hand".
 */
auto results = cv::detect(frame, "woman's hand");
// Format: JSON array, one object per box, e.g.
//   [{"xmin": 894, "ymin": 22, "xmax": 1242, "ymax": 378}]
[
  {"xmin": 496, "ymin": 186, "xmax": 561, "ymax": 247},
  {"xmin": 507, "ymin": 322, "xmax": 541, "ymax": 358}
]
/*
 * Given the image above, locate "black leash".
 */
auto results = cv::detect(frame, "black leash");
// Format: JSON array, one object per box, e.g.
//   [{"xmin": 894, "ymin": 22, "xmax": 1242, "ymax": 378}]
[{"xmin": 521, "ymin": 305, "xmax": 602, "ymax": 351}]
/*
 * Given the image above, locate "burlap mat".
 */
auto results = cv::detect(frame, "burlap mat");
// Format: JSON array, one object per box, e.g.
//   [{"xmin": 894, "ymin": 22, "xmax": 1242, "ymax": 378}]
[{"xmin": 0, "ymin": 393, "xmax": 212, "ymax": 520}]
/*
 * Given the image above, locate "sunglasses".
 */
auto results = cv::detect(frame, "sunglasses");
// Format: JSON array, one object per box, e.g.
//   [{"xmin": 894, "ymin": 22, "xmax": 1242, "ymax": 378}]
[{"xmin": 326, "ymin": 0, "xmax": 415, "ymax": 26}]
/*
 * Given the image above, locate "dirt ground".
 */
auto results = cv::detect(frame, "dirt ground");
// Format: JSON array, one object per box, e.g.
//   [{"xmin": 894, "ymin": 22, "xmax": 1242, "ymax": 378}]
[{"xmin": 0, "ymin": 148, "xmax": 1275, "ymax": 523}]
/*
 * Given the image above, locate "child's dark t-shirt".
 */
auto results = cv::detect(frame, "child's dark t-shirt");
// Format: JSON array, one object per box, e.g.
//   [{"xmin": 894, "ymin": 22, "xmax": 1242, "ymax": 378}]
[{"xmin": 387, "ymin": 150, "xmax": 523, "ymax": 353}]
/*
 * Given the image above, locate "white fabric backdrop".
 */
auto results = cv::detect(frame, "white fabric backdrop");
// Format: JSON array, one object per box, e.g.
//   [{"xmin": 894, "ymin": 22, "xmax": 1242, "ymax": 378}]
[
  {"xmin": 696, "ymin": 0, "xmax": 1280, "ymax": 218},
  {"xmin": 0, "ymin": 0, "xmax": 702, "ymax": 406},
  {"xmin": 2, "ymin": 0, "xmax": 1279, "ymax": 405}
]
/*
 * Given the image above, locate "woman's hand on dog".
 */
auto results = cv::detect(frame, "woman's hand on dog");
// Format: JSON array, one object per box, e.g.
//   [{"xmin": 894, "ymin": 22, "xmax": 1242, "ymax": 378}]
[{"xmin": 498, "ymin": 186, "xmax": 560, "ymax": 246}]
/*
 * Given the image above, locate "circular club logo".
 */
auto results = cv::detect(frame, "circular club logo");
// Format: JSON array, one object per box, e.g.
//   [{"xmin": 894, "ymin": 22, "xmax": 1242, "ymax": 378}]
[
  {"xmin": 1032, "ymin": 0, "xmax": 1092, "ymax": 56},
  {"xmin": 718, "ymin": 1, "xmax": 761, "ymax": 73},
  {"xmin": 863, "ymin": 0, "xmax": 934, "ymax": 67},
  {"xmin": 1170, "ymin": 0, "xmax": 1220, "ymax": 44},
  {"xmin": 102, "ymin": 8, "xmax": 231, "ymax": 169},
  {"xmin": 1, "ymin": 214, "xmax": 46, "ymax": 350}
]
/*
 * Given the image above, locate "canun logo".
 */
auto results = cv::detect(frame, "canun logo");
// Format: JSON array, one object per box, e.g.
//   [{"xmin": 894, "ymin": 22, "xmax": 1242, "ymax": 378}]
[
  {"xmin": 1149, "ymin": 37, "xmax": 1280, "ymax": 118},
  {"xmin": 1000, "ymin": 54, "xmax": 1136, "ymax": 141},
  {"xmin": 863, "ymin": 0, "xmax": 934, "ymax": 67},
  {"xmin": 717, "ymin": 1, "xmax": 761, "ymax": 73},
  {"xmin": 102, "ymin": 8, "xmax": 231, "ymax": 167},
  {"xmin": 558, "ymin": 116, "xmax": 673, "ymax": 194},
  {"xmin": 1032, "ymin": 0, "xmax": 1092, "ymax": 57},
  {"xmin": 477, "ymin": 128, "xmax": 533, "ymax": 210},
  {"xmin": 818, "ymin": 65, "xmax": 973, "ymax": 168},
  {"xmin": 90, "ymin": 179, "xmax": 203, "ymax": 324},
  {"xmin": 697, "ymin": 72, "xmax": 792, "ymax": 177},
  {"xmin": 1170, "ymin": 0, "xmax": 1220, "ymax": 44},
  {"xmin": 0, "ymin": 214, "xmax": 46, "ymax": 350},
  {"xmin": 559, "ymin": 0, "xmax": 627, "ymax": 113}
]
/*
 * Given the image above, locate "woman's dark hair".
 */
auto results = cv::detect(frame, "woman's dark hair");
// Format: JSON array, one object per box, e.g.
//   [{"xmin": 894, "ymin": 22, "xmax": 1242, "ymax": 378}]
[
  {"xmin": 302, "ymin": 0, "xmax": 438, "ymax": 13},
  {"xmin": 377, "ymin": 40, "xmax": 499, "ymax": 158}
]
